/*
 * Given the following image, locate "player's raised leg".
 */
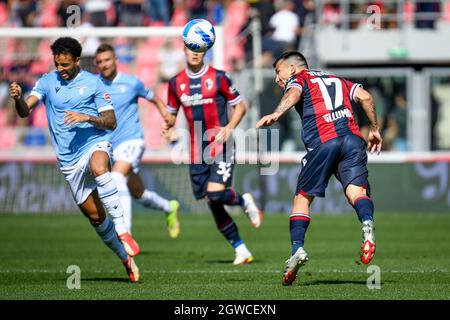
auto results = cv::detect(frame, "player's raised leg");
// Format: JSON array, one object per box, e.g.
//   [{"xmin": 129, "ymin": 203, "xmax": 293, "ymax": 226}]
[
  {"xmin": 79, "ymin": 190, "xmax": 139, "ymax": 282},
  {"xmin": 89, "ymin": 150, "xmax": 140, "ymax": 257},
  {"xmin": 206, "ymin": 182, "xmax": 253, "ymax": 265},
  {"xmin": 346, "ymin": 184, "xmax": 376, "ymax": 265},
  {"xmin": 207, "ymin": 188, "xmax": 263, "ymax": 228},
  {"xmin": 282, "ymin": 193, "xmax": 313, "ymax": 286},
  {"xmin": 128, "ymin": 172, "xmax": 181, "ymax": 239}
]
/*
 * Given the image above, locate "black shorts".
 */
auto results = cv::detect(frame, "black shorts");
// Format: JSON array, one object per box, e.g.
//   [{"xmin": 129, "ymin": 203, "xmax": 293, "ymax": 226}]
[
  {"xmin": 189, "ymin": 162, "xmax": 235, "ymax": 199},
  {"xmin": 296, "ymin": 135, "xmax": 370, "ymax": 197}
]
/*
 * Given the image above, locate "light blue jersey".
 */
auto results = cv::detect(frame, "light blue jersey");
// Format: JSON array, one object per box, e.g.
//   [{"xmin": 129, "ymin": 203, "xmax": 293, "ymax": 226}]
[
  {"xmin": 30, "ymin": 70, "xmax": 114, "ymax": 167},
  {"xmin": 99, "ymin": 72, "xmax": 154, "ymax": 147}
]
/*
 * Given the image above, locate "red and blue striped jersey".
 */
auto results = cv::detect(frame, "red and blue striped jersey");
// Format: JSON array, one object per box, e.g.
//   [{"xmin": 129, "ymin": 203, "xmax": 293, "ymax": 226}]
[
  {"xmin": 167, "ymin": 65, "xmax": 241, "ymax": 163},
  {"xmin": 285, "ymin": 69, "xmax": 364, "ymax": 150}
]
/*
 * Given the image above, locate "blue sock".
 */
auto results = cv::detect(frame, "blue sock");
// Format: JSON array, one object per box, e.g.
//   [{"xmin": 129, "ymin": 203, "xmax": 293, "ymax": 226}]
[
  {"xmin": 353, "ymin": 196, "xmax": 374, "ymax": 223},
  {"xmin": 93, "ymin": 217, "xmax": 128, "ymax": 261},
  {"xmin": 208, "ymin": 201, "xmax": 242, "ymax": 248},
  {"xmin": 290, "ymin": 214, "xmax": 311, "ymax": 255},
  {"xmin": 207, "ymin": 189, "xmax": 245, "ymax": 206}
]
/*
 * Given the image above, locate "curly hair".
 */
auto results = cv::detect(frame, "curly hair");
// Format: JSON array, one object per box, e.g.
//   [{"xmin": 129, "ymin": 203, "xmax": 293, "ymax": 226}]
[{"xmin": 50, "ymin": 37, "xmax": 82, "ymax": 58}]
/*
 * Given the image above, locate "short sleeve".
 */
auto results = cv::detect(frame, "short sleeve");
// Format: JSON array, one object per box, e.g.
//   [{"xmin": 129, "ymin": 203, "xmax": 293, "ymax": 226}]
[
  {"xmin": 284, "ymin": 75, "xmax": 303, "ymax": 94},
  {"xmin": 95, "ymin": 78, "xmax": 114, "ymax": 113},
  {"xmin": 167, "ymin": 77, "xmax": 180, "ymax": 114},
  {"xmin": 218, "ymin": 72, "xmax": 241, "ymax": 107},
  {"xmin": 30, "ymin": 76, "xmax": 48, "ymax": 102},
  {"xmin": 343, "ymin": 79, "xmax": 362, "ymax": 102},
  {"xmin": 135, "ymin": 78, "xmax": 154, "ymax": 100}
]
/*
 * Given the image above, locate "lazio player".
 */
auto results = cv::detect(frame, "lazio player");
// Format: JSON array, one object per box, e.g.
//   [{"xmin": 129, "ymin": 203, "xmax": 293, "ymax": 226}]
[
  {"xmin": 94, "ymin": 43, "xmax": 180, "ymax": 239},
  {"xmin": 9, "ymin": 37, "xmax": 140, "ymax": 282}
]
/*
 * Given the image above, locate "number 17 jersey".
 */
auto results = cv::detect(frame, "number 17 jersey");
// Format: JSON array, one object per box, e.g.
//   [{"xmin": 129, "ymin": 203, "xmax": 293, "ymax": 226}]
[{"xmin": 286, "ymin": 69, "xmax": 364, "ymax": 150}]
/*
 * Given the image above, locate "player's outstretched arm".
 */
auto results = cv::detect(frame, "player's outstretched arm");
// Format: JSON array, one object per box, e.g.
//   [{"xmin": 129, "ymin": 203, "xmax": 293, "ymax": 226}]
[
  {"xmin": 149, "ymin": 95, "xmax": 168, "ymax": 119},
  {"xmin": 256, "ymin": 87, "xmax": 301, "ymax": 128},
  {"xmin": 64, "ymin": 109, "xmax": 117, "ymax": 130},
  {"xmin": 9, "ymin": 82, "xmax": 39, "ymax": 118},
  {"xmin": 215, "ymin": 101, "xmax": 246, "ymax": 144},
  {"xmin": 354, "ymin": 87, "xmax": 383, "ymax": 155}
]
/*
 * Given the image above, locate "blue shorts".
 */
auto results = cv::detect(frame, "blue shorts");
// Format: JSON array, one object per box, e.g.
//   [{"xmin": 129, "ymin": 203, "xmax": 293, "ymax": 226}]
[
  {"xmin": 189, "ymin": 162, "xmax": 235, "ymax": 199},
  {"xmin": 296, "ymin": 135, "xmax": 370, "ymax": 198}
]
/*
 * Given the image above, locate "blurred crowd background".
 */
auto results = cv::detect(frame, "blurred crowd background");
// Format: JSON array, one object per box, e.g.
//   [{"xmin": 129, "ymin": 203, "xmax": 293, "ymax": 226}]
[{"xmin": 0, "ymin": 0, "xmax": 449, "ymax": 153}]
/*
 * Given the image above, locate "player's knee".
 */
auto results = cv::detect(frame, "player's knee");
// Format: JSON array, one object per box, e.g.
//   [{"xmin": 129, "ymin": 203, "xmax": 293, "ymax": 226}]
[
  {"xmin": 87, "ymin": 214, "xmax": 103, "ymax": 226},
  {"xmin": 90, "ymin": 165, "xmax": 109, "ymax": 177},
  {"xmin": 206, "ymin": 190, "xmax": 225, "ymax": 203}
]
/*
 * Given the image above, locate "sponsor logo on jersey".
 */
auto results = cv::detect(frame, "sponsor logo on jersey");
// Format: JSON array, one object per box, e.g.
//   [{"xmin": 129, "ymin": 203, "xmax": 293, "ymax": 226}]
[
  {"xmin": 77, "ymin": 86, "xmax": 87, "ymax": 95},
  {"xmin": 323, "ymin": 108, "xmax": 353, "ymax": 122},
  {"xmin": 180, "ymin": 93, "xmax": 213, "ymax": 106},
  {"xmin": 55, "ymin": 86, "xmax": 60, "ymax": 93},
  {"xmin": 103, "ymin": 93, "xmax": 111, "ymax": 101}
]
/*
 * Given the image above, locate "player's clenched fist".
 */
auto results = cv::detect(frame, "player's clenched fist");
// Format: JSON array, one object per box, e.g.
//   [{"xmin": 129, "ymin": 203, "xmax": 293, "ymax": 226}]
[{"xmin": 9, "ymin": 82, "xmax": 22, "ymax": 100}]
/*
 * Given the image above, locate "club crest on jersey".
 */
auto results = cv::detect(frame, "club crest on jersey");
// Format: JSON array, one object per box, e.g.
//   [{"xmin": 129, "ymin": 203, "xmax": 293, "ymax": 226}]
[
  {"xmin": 180, "ymin": 83, "xmax": 186, "ymax": 91},
  {"xmin": 119, "ymin": 85, "xmax": 126, "ymax": 93},
  {"xmin": 205, "ymin": 79, "xmax": 213, "ymax": 90},
  {"xmin": 103, "ymin": 93, "xmax": 111, "ymax": 101},
  {"xmin": 77, "ymin": 86, "xmax": 87, "ymax": 95}
]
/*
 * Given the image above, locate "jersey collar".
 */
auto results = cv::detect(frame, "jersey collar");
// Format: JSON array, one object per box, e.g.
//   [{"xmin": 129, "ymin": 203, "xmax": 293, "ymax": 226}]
[{"xmin": 185, "ymin": 65, "xmax": 209, "ymax": 79}]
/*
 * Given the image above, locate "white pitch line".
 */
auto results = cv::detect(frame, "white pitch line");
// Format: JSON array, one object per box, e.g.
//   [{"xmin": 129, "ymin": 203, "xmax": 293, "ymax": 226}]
[{"xmin": 0, "ymin": 269, "xmax": 448, "ymax": 274}]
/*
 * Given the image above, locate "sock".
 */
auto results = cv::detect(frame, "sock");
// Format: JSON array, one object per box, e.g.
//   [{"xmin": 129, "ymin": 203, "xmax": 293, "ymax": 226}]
[
  {"xmin": 208, "ymin": 200, "xmax": 242, "ymax": 248},
  {"xmin": 137, "ymin": 189, "xmax": 170, "ymax": 212},
  {"xmin": 111, "ymin": 172, "xmax": 132, "ymax": 233},
  {"xmin": 353, "ymin": 196, "xmax": 374, "ymax": 223},
  {"xmin": 290, "ymin": 213, "xmax": 311, "ymax": 255},
  {"xmin": 95, "ymin": 172, "xmax": 127, "ymax": 235},
  {"xmin": 93, "ymin": 217, "xmax": 128, "ymax": 261},
  {"xmin": 207, "ymin": 189, "xmax": 245, "ymax": 207}
]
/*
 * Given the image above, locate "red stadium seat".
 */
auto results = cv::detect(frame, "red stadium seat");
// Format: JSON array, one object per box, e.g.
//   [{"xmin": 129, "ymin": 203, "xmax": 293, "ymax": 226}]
[{"xmin": 0, "ymin": 126, "xmax": 17, "ymax": 149}]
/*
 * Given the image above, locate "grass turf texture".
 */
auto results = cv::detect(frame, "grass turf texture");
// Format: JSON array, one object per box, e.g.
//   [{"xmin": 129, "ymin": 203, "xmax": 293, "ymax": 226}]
[{"xmin": 0, "ymin": 213, "xmax": 449, "ymax": 299}]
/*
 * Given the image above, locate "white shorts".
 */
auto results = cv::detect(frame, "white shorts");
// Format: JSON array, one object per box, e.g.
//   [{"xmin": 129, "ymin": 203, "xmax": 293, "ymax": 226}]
[
  {"xmin": 112, "ymin": 139, "xmax": 145, "ymax": 174},
  {"xmin": 60, "ymin": 140, "xmax": 113, "ymax": 205}
]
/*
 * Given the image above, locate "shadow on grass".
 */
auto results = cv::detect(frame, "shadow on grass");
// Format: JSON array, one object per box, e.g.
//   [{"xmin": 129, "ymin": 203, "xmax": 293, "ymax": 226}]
[
  {"xmin": 82, "ymin": 277, "xmax": 132, "ymax": 283},
  {"xmin": 300, "ymin": 279, "xmax": 391, "ymax": 286}
]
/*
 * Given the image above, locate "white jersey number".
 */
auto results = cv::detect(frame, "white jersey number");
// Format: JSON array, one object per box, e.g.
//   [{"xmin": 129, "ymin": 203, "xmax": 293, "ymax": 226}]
[{"xmin": 310, "ymin": 77, "xmax": 343, "ymax": 111}]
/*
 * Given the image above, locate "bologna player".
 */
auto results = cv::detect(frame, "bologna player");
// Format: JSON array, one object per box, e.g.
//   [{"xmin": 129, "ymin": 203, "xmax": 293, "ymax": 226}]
[
  {"xmin": 163, "ymin": 47, "xmax": 263, "ymax": 265},
  {"xmin": 95, "ymin": 44, "xmax": 181, "ymax": 240},
  {"xmin": 256, "ymin": 51, "xmax": 382, "ymax": 286},
  {"xmin": 9, "ymin": 37, "xmax": 139, "ymax": 282}
]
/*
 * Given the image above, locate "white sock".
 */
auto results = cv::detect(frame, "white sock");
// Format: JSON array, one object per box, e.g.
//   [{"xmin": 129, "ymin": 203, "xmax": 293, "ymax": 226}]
[
  {"xmin": 111, "ymin": 172, "xmax": 132, "ymax": 233},
  {"xmin": 235, "ymin": 243, "xmax": 252, "ymax": 257},
  {"xmin": 137, "ymin": 189, "xmax": 170, "ymax": 212},
  {"xmin": 95, "ymin": 172, "xmax": 127, "ymax": 235},
  {"xmin": 93, "ymin": 217, "xmax": 128, "ymax": 261}
]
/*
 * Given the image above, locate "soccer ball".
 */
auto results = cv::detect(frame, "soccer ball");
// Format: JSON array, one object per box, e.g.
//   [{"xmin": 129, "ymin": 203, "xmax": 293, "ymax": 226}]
[{"xmin": 182, "ymin": 19, "xmax": 216, "ymax": 52}]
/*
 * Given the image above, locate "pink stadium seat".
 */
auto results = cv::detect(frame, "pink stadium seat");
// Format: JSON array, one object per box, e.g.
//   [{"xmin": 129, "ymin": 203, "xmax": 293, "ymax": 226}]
[
  {"xmin": 443, "ymin": 1, "xmax": 450, "ymax": 22},
  {"xmin": 0, "ymin": 108, "xmax": 8, "ymax": 127},
  {"xmin": 31, "ymin": 104, "xmax": 48, "ymax": 128},
  {"xmin": 171, "ymin": 7, "xmax": 188, "ymax": 27},
  {"xmin": 137, "ymin": 67, "xmax": 158, "ymax": 87},
  {"xmin": 0, "ymin": 2, "xmax": 8, "ymax": 26},
  {"xmin": 0, "ymin": 127, "xmax": 17, "ymax": 150}
]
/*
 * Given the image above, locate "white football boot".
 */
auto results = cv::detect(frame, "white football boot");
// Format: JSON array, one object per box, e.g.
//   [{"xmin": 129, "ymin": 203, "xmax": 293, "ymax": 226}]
[
  {"xmin": 282, "ymin": 247, "xmax": 309, "ymax": 286},
  {"xmin": 242, "ymin": 193, "xmax": 263, "ymax": 228},
  {"xmin": 360, "ymin": 220, "xmax": 376, "ymax": 264}
]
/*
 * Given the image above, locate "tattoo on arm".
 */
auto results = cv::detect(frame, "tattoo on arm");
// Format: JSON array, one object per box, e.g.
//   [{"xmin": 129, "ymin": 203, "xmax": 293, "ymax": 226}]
[
  {"xmin": 88, "ymin": 110, "xmax": 117, "ymax": 130},
  {"xmin": 275, "ymin": 88, "xmax": 301, "ymax": 116},
  {"xmin": 359, "ymin": 97, "xmax": 379, "ymax": 130}
]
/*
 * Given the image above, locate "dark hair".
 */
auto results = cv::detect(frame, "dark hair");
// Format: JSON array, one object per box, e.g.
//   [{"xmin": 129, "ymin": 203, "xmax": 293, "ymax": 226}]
[
  {"xmin": 272, "ymin": 51, "xmax": 309, "ymax": 69},
  {"xmin": 50, "ymin": 37, "xmax": 82, "ymax": 58},
  {"xmin": 95, "ymin": 43, "xmax": 115, "ymax": 56}
]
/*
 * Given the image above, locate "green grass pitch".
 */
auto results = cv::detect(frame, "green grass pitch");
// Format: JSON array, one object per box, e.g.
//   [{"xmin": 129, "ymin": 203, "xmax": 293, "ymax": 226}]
[{"xmin": 0, "ymin": 213, "xmax": 449, "ymax": 299}]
